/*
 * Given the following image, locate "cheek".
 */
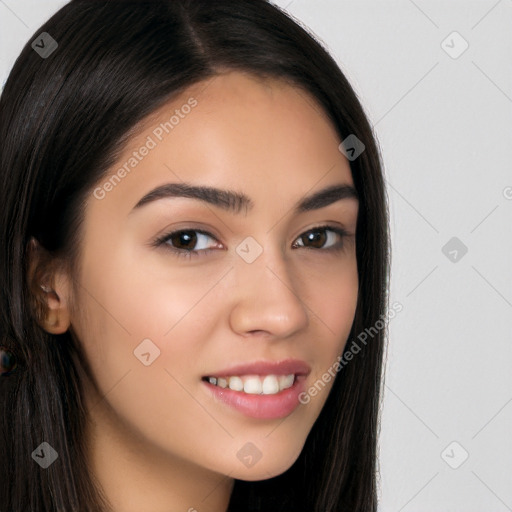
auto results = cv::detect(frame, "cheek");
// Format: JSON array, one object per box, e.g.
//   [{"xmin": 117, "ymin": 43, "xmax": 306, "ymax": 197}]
[
  {"xmin": 74, "ymin": 249, "xmax": 230, "ymax": 407},
  {"xmin": 72, "ymin": 259, "xmax": 228, "ymax": 463},
  {"xmin": 80, "ymin": 244, "xmax": 220, "ymax": 340},
  {"xmin": 297, "ymin": 258, "xmax": 358, "ymax": 401},
  {"xmin": 71, "ymin": 246, "xmax": 200, "ymax": 394},
  {"xmin": 304, "ymin": 256, "xmax": 358, "ymax": 344}
]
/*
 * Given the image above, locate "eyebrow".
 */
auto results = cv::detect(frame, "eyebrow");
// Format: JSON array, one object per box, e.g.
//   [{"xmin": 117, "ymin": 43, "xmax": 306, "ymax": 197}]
[{"xmin": 130, "ymin": 182, "xmax": 358, "ymax": 215}]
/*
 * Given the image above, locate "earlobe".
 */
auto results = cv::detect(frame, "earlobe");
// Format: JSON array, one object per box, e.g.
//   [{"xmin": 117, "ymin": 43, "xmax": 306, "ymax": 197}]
[
  {"xmin": 27, "ymin": 237, "xmax": 72, "ymax": 335},
  {"xmin": 38, "ymin": 284, "xmax": 71, "ymax": 334}
]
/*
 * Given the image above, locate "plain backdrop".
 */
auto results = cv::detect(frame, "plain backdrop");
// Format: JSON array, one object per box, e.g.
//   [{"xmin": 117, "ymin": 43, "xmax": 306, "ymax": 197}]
[{"xmin": 1, "ymin": 1, "xmax": 511, "ymax": 510}]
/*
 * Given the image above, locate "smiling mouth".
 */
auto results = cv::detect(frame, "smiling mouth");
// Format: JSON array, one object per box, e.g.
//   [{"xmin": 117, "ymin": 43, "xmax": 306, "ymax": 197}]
[{"xmin": 201, "ymin": 374, "xmax": 296, "ymax": 395}]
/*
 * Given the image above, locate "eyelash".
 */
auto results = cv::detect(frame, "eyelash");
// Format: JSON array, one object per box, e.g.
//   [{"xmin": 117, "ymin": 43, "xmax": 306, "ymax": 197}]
[{"xmin": 152, "ymin": 225, "xmax": 351, "ymax": 260}]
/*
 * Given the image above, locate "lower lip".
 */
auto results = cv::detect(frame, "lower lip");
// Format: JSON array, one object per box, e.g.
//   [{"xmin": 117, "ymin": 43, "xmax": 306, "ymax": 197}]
[{"xmin": 203, "ymin": 376, "xmax": 306, "ymax": 419}]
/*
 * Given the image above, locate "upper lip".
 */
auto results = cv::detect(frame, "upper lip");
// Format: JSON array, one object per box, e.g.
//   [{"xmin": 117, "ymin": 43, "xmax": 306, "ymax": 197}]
[{"xmin": 204, "ymin": 359, "xmax": 311, "ymax": 378}]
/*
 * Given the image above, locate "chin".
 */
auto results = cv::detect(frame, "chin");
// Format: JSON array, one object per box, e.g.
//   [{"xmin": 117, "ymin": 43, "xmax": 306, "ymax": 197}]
[{"xmin": 231, "ymin": 444, "xmax": 303, "ymax": 482}]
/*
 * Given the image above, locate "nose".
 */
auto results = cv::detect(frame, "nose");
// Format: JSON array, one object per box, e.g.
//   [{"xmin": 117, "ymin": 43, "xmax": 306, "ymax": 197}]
[{"xmin": 228, "ymin": 244, "xmax": 309, "ymax": 339}]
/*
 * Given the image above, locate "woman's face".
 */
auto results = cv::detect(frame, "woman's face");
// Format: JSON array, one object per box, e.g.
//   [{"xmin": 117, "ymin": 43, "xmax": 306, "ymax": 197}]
[{"xmin": 67, "ymin": 71, "xmax": 359, "ymax": 482}]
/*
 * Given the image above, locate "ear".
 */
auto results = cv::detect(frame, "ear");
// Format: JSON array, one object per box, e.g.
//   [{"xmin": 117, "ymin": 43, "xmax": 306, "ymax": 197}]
[{"xmin": 26, "ymin": 237, "xmax": 72, "ymax": 334}]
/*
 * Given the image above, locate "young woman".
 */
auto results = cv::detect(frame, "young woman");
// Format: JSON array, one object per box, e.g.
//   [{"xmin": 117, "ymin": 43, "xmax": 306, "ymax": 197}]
[{"xmin": 0, "ymin": 1, "xmax": 389, "ymax": 510}]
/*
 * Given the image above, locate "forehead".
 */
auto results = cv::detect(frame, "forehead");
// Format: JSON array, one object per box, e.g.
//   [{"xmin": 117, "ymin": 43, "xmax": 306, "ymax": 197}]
[{"xmin": 90, "ymin": 70, "xmax": 354, "ymax": 217}]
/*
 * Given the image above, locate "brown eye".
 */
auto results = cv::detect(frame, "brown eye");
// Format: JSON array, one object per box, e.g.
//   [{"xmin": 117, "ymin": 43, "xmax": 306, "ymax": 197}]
[
  {"xmin": 154, "ymin": 228, "xmax": 220, "ymax": 259},
  {"xmin": 168, "ymin": 230, "xmax": 198, "ymax": 250},
  {"xmin": 293, "ymin": 226, "xmax": 348, "ymax": 251},
  {"xmin": 300, "ymin": 230, "xmax": 327, "ymax": 249}
]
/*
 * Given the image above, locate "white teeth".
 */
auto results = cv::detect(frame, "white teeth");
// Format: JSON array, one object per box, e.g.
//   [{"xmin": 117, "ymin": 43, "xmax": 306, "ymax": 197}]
[
  {"xmin": 262, "ymin": 375, "xmax": 280, "ymax": 395},
  {"xmin": 207, "ymin": 374, "xmax": 295, "ymax": 394},
  {"xmin": 278, "ymin": 374, "xmax": 294, "ymax": 390},
  {"xmin": 228, "ymin": 376, "xmax": 244, "ymax": 392},
  {"xmin": 244, "ymin": 376, "xmax": 262, "ymax": 394}
]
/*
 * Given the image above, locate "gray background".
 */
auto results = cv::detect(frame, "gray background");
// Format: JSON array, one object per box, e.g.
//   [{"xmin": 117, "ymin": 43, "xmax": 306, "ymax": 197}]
[{"xmin": 1, "ymin": 1, "xmax": 511, "ymax": 510}]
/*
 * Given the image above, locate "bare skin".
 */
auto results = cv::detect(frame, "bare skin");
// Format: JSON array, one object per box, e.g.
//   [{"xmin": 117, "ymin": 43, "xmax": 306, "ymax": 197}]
[{"xmin": 30, "ymin": 70, "xmax": 359, "ymax": 512}]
